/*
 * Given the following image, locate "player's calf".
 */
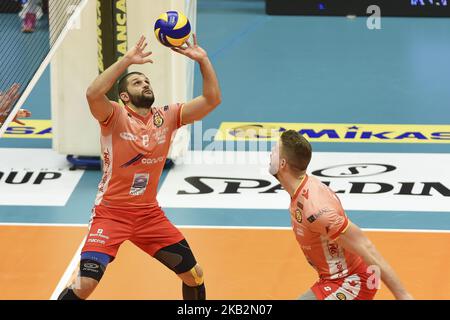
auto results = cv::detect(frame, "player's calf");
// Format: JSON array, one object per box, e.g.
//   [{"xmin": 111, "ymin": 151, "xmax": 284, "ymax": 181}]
[
  {"xmin": 58, "ymin": 277, "xmax": 99, "ymax": 300},
  {"xmin": 179, "ymin": 264, "xmax": 206, "ymax": 300},
  {"xmin": 154, "ymin": 239, "xmax": 206, "ymax": 300}
]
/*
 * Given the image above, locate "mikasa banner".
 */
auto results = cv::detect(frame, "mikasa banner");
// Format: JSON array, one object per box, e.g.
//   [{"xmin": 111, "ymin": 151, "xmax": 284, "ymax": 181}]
[{"xmin": 158, "ymin": 151, "xmax": 450, "ymax": 212}]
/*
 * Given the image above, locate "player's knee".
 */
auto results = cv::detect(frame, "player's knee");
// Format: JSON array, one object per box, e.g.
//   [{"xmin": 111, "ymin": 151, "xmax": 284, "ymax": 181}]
[
  {"xmin": 180, "ymin": 264, "xmax": 204, "ymax": 287},
  {"xmin": 70, "ymin": 255, "xmax": 108, "ymax": 299},
  {"xmin": 80, "ymin": 258, "xmax": 107, "ymax": 281}
]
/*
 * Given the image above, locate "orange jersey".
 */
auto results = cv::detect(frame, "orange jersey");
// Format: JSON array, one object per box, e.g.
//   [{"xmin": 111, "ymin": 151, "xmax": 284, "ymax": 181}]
[
  {"xmin": 289, "ymin": 175, "xmax": 365, "ymax": 280},
  {"xmin": 95, "ymin": 101, "xmax": 183, "ymax": 208}
]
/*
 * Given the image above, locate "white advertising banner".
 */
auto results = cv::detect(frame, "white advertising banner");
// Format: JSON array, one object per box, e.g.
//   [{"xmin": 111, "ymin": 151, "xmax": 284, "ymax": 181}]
[
  {"xmin": 0, "ymin": 149, "xmax": 84, "ymax": 206},
  {"xmin": 158, "ymin": 151, "xmax": 450, "ymax": 212}
]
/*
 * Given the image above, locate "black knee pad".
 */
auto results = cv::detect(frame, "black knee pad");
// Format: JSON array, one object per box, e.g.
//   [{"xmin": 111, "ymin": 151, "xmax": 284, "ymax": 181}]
[
  {"xmin": 80, "ymin": 259, "xmax": 106, "ymax": 282},
  {"xmin": 154, "ymin": 239, "xmax": 197, "ymax": 274}
]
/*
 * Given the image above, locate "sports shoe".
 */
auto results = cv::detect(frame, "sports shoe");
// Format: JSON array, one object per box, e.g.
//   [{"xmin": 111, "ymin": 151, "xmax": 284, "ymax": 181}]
[{"xmin": 22, "ymin": 12, "xmax": 37, "ymax": 33}]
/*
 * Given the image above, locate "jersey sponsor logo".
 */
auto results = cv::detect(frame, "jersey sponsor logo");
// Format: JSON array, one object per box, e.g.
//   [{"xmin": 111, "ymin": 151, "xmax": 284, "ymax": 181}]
[
  {"xmin": 99, "ymin": 149, "xmax": 111, "ymax": 193},
  {"xmin": 121, "ymin": 153, "xmax": 165, "ymax": 167},
  {"xmin": 130, "ymin": 173, "xmax": 149, "ymax": 196},
  {"xmin": 327, "ymin": 242, "xmax": 339, "ymax": 257},
  {"xmin": 308, "ymin": 208, "xmax": 332, "ymax": 224},
  {"xmin": 120, "ymin": 153, "xmax": 145, "ymax": 168},
  {"xmin": 295, "ymin": 208, "xmax": 302, "ymax": 223},
  {"xmin": 153, "ymin": 127, "xmax": 169, "ymax": 145},
  {"xmin": 153, "ymin": 110, "xmax": 164, "ymax": 128},
  {"xmin": 87, "ymin": 238, "xmax": 106, "ymax": 245},
  {"xmin": 296, "ymin": 227, "xmax": 304, "ymax": 237},
  {"xmin": 89, "ymin": 228, "xmax": 109, "ymax": 239},
  {"xmin": 302, "ymin": 189, "xmax": 309, "ymax": 199},
  {"xmin": 141, "ymin": 156, "xmax": 164, "ymax": 165},
  {"xmin": 120, "ymin": 132, "xmax": 137, "ymax": 141},
  {"xmin": 216, "ymin": 122, "xmax": 450, "ymax": 144},
  {"xmin": 3, "ymin": 120, "xmax": 52, "ymax": 139}
]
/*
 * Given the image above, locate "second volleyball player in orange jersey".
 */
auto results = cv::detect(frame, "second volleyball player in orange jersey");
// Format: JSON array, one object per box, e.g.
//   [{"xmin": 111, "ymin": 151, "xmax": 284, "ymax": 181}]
[
  {"xmin": 269, "ymin": 130, "xmax": 413, "ymax": 300},
  {"xmin": 58, "ymin": 35, "xmax": 221, "ymax": 300}
]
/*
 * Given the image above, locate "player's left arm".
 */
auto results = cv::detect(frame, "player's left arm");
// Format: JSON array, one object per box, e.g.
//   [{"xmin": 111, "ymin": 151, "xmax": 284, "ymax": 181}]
[
  {"xmin": 171, "ymin": 34, "xmax": 221, "ymax": 124},
  {"xmin": 335, "ymin": 222, "xmax": 413, "ymax": 300}
]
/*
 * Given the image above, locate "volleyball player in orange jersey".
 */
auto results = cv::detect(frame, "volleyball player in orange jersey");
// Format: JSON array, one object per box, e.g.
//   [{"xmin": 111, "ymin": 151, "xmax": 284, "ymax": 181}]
[
  {"xmin": 269, "ymin": 130, "xmax": 413, "ymax": 300},
  {"xmin": 58, "ymin": 35, "xmax": 221, "ymax": 300}
]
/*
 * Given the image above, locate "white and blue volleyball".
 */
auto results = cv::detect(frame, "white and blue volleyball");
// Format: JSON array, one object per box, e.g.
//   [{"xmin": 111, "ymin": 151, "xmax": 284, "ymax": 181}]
[{"xmin": 154, "ymin": 11, "xmax": 191, "ymax": 48}]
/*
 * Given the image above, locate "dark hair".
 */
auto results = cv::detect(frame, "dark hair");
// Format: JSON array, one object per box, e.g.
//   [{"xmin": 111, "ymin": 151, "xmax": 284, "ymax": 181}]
[
  {"xmin": 117, "ymin": 72, "xmax": 145, "ymax": 102},
  {"xmin": 280, "ymin": 130, "xmax": 312, "ymax": 173}
]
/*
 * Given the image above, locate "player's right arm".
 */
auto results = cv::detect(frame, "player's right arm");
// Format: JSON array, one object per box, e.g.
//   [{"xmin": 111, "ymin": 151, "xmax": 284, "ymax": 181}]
[
  {"xmin": 336, "ymin": 222, "xmax": 414, "ymax": 300},
  {"xmin": 86, "ymin": 36, "xmax": 153, "ymax": 122}
]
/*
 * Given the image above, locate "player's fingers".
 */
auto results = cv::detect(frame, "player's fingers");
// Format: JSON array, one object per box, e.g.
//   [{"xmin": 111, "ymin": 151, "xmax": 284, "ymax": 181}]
[
  {"xmin": 7, "ymin": 83, "xmax": 20, "ymax": 95},
  {"xmin": 18, "ymin": 109, "xmax": 31, "ymax": 118},
  {"xmin": 137, "ymin": 35, "xmax": 145, "ymax": 47},
  {"xmin": 143, "ymin": 51, "xmax": 152, "ymax": 57},
  {"xmin": 144, "ymin": 58, "xmax": 154, "ymax": 64},
  {"xmin": 180, "ymin": 43, "xmax": 190, "ymax": 50},
  {"xmin": 13, "ymin": 118, "xmax": 25, "ymax": 125},
  {"xmin": 142, "ymin": 42, "xmax": 148, "ymax": 51},
  {"xmin": 4, "ymin": 90, "xmax": 15, "ymax": 101},
  {"xmin": 193, "ymin": 33, "xmax": 198, "ymax": 46},
  {"xmin": 5, "ymin": 87, "xmax": 14, "ymax": 97},
  {"xmin": 172, "ymin": 46, "xmax": 184, "ymax": 53},
  {"xmin": 185, "ymin": 40, "xmax": 192, "ymax": 48},
  {"xmin": 10, "ymin": 94, "xmax": 20, "ymax": 103}
]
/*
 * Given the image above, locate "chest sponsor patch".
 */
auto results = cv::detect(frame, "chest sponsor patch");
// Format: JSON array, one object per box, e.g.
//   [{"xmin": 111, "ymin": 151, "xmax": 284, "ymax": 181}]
[{"xmin": 130, "ymin": 173, "xmax": 149, "ymax": 196}]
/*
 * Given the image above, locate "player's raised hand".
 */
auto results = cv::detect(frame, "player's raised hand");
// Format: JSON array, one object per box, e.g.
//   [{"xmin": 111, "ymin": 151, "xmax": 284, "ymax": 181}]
[
  {"xmin": 12, "ymin": 109, "xmax": 32, "ymax": 125},
  {"xmin": 125, "ymin": 35, "xmax": 154, "ymax": 65},
  {"xmin": 171, "ymin": 34, "xmax": 207, "ymax": 62}
]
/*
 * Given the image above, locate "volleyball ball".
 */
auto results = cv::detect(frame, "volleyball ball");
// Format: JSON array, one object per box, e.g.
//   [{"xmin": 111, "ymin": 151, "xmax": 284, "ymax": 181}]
[{"xmin": 154, "ymin": 11, "xmax": 191, "ymax": 48}]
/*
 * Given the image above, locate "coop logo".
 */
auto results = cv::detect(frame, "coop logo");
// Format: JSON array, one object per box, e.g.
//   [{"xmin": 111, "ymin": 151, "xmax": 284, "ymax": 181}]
[
  {"xmin": 312, "ymin": 164, "xmax": 396, "ymax": 178},
  {"xmin": 120, "ymin": 154, "xmax": 165, "ymax": 167},
  {"xmin": 0, "ymin": 148, "xmax": 84, "ymax": 207},
  {"xmin": 215, "ymin": 122, "xmax": 450, "ymax": 144},
  {"xmin": 0, "ymin": 170, "xmax": 62, "ymax": 184},
  {"xmin": 141, "ymin": 157, "xmax": 164, "ymax": 165}
]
